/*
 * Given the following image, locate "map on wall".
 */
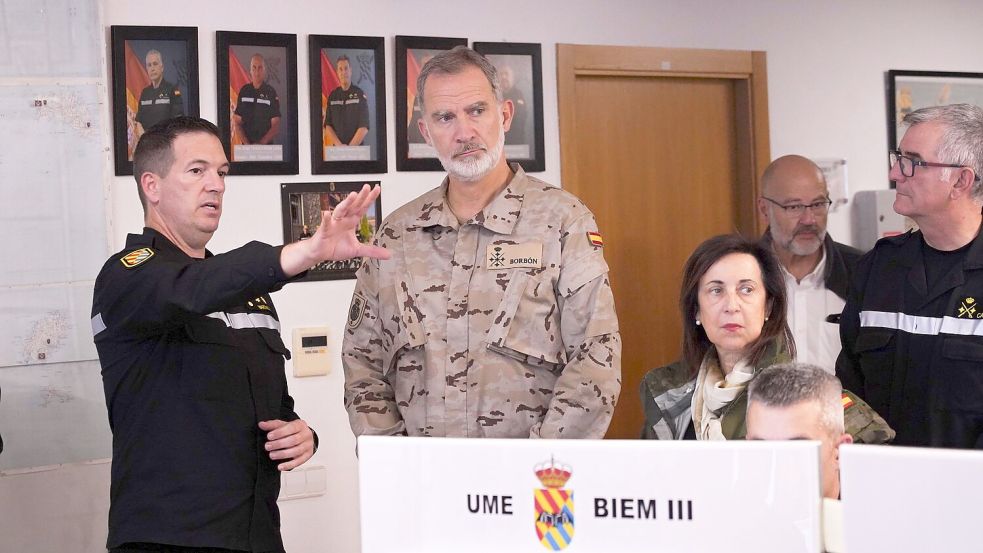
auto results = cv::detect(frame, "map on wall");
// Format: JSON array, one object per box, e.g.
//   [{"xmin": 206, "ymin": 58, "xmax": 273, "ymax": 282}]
[{"xmin": 0, "ymin": 0, "xmax": 114, "ymax": 470}]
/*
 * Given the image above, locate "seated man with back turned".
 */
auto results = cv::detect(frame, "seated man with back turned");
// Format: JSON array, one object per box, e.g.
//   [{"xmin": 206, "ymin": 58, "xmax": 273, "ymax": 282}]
[
  {"xmin": 747, "ymin": 362, "xmax": 894, "ymax": 499},
  {"xmin": 838, "ymin": 104, "xmax": 983, "ymax": 448},
  {"xmin": 342, "ymin": 46, "xmax": 621, "ymax": 439},
  {"xmin": 93, "ymin": 116, "xmax": 387, "ymax": 552},
  {"xmin": 758, "ymin": 155, "xmax": 862, "ymax": 372}
]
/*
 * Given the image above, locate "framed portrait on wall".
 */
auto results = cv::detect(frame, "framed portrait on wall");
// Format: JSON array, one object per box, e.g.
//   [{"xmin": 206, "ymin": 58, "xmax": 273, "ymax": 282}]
[
  {"xmin": 474, "ymin": 42, "xmax": 545, "ymax": 172},
  {"xmin": 308, "ymin": 35, "xmax": 387, "ymax": 174},
  {"xmin": 217, "ymin": 31, "xmax": 299, "ymax": 175},
  {"xmin": 395, "ymin": 35, "xmax": 467, "ymax": 171},
  {"xmin": 110, "ymin": 25, "xmax": 199, "ymax": 176},
  {"xmin": 887, "ymin": 69, "xmax": 983, "ymax": 187},
  {"xmin": 280, "ymin": 181, "xmax": 382, "ymax": 281}
]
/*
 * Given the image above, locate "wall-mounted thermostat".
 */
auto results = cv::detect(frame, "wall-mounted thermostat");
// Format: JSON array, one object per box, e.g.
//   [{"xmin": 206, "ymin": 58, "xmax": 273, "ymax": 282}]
[{"xmin": 291, "ymin": 327, "xmax": 331, "ymax": 377}]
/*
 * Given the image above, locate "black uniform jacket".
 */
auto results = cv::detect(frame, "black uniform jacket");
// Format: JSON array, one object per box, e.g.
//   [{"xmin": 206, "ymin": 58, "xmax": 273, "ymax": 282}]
[
  {"xmin": 92, "ymin": 228, "xmax": 298, "ymax": 552},
  {"xmin": 837, "ymin": 229, "xmax": 983, "ymax": 448}
]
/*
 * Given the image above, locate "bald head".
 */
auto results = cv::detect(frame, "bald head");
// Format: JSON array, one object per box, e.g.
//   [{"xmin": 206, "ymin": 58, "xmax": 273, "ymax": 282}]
[
  {"xmin": 759, "ymin": 155, "xmax": 831, "ymax": 258},
  {"xmin": 761, "ymin": 155, "xmax": 827, "ymax": 198}
]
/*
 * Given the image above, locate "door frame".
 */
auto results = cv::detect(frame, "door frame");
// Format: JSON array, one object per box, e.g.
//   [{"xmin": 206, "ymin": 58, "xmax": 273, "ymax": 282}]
[{"xmin": 556, "ymin": 43, "xmax": 770, "ymax": 235}]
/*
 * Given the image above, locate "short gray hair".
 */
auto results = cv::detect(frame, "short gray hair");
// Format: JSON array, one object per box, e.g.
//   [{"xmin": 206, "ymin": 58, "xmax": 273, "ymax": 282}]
[
  {"xmin": 415, "ymin": 46, "xmax": 503, "ymax": 111},
  {"xmin": 903, "ymin": 103, "xmax": 983, "ymax": 201},
  {"xmin": 748, "ymin": 362, "xmax": 844, "ymax": 435},
  {"xmin": 146, "ymin": 49, "xmax": 162, "ymax": 63}
]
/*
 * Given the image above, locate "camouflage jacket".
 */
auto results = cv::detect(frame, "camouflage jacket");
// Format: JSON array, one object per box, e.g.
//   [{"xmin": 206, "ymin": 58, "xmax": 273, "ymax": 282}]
[
  {"xmin": 640, "ymin": 352, "xmax": 895, "ymax": 444},
  {"xmin": 342, "ymin": 165, "xmax": 622, "ymax": 438}
]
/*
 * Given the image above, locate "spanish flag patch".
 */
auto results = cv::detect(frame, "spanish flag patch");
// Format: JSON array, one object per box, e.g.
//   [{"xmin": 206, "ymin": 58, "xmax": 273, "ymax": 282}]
[
  {"xmin": 120, "ymin": 247, "xmax": 154, "ymax": 269},
  {"xmin": 587, "ymin": 232, "xmax": 604, "ymax": 248},
  {"xmin": 841, "ymin": 393, "xmax": 855, "ymax": 411}
]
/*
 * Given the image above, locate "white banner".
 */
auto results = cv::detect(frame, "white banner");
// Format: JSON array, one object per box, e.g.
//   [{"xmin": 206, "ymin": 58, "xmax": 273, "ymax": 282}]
[{"xmin": 358, "ymin": 437, "xmax": 822, "ymax": 553}]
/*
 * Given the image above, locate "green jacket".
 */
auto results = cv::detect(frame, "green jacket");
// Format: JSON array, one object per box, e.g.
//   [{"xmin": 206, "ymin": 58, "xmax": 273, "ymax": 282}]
[{"xmin": 639, "ymin": 349, "xmax": 895, "ymax": 444}]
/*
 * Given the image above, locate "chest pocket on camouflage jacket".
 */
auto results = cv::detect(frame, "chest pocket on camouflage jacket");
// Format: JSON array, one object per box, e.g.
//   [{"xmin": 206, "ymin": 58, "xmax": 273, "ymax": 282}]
[{"xmin": 485, "ymin": 268, "xmax": 565, "ymax": 373}]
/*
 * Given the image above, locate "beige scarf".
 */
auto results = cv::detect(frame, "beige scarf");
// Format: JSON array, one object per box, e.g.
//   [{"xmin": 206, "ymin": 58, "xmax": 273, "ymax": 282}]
[{"xmin": 691, "ymin": 353, "xmax": 756, "ymax": 440}]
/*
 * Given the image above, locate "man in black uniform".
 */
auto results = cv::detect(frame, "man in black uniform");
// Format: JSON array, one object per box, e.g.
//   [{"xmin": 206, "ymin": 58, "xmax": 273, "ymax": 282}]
[
  {"xmin": 92, "ymin": 116, "xmax": 387, "ymax": 552},
  {"xmin": 324, "ymin": 55, "xmax": 369, "ymax": 146},
  {"xmin": 234, "ymin": 54, "xmax": 281, "ymax": 145},
  {"xmin": 837, "ymin": 103, "xmax": 983, "ymax": 449},
  {"xmin": 134, "ymin": 49, "xmax": 184, "ymax": 139}
]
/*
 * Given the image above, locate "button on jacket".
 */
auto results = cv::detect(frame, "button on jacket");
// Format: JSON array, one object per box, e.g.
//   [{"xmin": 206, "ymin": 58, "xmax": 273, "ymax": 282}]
[
  {"xmin": 92, "ymin": 228, "xmax": 299, "ymax": 552},
  {"xmin": 343, "ymin": 165, "xmax": 622, "ymax": 439},
  {"xmin": 837, "ymin": 229, "xmax": 983, "ymax": 448}
]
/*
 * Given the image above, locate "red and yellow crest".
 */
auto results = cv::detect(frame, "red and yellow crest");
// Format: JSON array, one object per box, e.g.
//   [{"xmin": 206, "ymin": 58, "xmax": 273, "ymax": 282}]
[
  {"xmin": 534, "ymin": 457, "xmax": 574, "ymax": 551},
  {"xmin": 120, "ymin": 247, "xmax": 154, "ymax": 269}
]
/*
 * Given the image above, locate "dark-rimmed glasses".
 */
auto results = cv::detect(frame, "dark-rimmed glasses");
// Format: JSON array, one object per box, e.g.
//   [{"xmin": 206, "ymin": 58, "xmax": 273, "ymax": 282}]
[
  {"xmin": 761, "ymin": 196, "xmax": 832, "ymax": 216},
  {"xmin": 889, "ymin": 150, "xmax": 981, "ymax": 181}
]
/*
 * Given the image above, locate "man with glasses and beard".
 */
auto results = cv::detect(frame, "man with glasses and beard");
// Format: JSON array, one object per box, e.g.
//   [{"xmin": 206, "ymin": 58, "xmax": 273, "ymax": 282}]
[
  {"xmin": 757, "ymin": 155, "xmax": 862, "ymax": 373},
  {"xmin": 342, "ymin": 46, "xmax": 621, "ymax": 440},
  {"xmin": 838, "ymin": 104, "xmax": 983, "ymax": 449}
]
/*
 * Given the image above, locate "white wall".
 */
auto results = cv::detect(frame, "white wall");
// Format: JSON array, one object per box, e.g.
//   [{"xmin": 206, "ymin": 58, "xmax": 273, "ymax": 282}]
[{"xmin": 10, "ymin": 0, "xmax": 983, "ymax": 551}]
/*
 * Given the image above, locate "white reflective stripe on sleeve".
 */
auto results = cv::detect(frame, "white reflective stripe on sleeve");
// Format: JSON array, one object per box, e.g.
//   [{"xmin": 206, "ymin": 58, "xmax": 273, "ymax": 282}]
[
  {"xmin": 860, "ymin": 310, "xmax": 983, "ymax": 336},
  {"xmin": 91, "ymin": 313, "xmax": 106, "ymax": 336},
  {"xmin": 206, "ymin": 311, "xmax": 280, "ymax": 331}
]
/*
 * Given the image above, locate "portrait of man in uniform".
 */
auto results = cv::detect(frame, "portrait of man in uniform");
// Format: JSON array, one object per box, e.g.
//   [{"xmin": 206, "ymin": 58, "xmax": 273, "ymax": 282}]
[
  {"xmin": 111, "ymin": 25, "xmax": 199, "ymax": 175},
  {"xmin": 310, "ymin": 36, "xmax": 388, "ymax": 174},
  {"xmin": 134, "ymin": 49, "xmax": 184, "ymax": 141},
  {"xmin": 233, "ymin": 54, "xmax": 282, "ymax": 147},
  {"xmin": 324, "ymin": 55, "xmax": 369, "ymax": 147},
  {"xmin": 219, "ymin": 33, "xmax": 299, "ymax": 173}
]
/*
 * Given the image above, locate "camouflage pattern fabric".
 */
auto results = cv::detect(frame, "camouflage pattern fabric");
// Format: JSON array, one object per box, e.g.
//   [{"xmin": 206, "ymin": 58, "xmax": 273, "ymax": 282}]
[
  {"xmin": 842, "ymin": 389, "xmax": 895, "ymax": 444},
  {"xmin": 343, "ymin": 164, "xmax": 622, "ymax": 438}
]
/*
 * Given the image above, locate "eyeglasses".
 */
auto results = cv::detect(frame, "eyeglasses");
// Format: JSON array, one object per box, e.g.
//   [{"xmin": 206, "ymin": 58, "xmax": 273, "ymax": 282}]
[
  {"xmin": 761, "ymin": 196, "xmax": 832, "ymax": 216},
  {"xmin": 889, "ymin": 150, "xmax": 981, "ymax": 181}
]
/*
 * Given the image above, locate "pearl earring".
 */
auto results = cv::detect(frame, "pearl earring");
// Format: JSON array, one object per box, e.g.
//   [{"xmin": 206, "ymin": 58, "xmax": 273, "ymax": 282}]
[{"xmin": 695, "ymin": 319, "xmax": 701, "ymax": 326}]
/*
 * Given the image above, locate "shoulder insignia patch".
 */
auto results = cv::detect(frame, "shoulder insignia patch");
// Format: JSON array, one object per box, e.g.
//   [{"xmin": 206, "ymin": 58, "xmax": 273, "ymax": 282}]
[
  {"xmin": 841, "ymin": 393, "xmax": 855, "ymax": 411},
  {"xmin": 120, "ymin": 247, "xmax": 154, "ymax": 269},
  {"xmin": 587, "ymin": 232, "xmax": 604, "ymax": 248},
  {"xmin": 347, "ymin": 292, "xmax": 367, "ymax": 330}
]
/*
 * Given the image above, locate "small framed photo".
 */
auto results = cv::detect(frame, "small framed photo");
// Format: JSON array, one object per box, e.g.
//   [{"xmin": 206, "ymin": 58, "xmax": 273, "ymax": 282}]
[
  {"xmin": 280, "ymin": 181, "xmax": 382, "ymax": 281},
  {"xmin": 887, "ymin": 69, "xmax": 983, "ymax": 187},
  {"xmin": 110, "ymin": 25, "xmax": 199, "ymax": 176},
  {"xmin": 217, "ymin": 31, "xmax": 299, "ymax": 175},
  {"xmin": 395, "ymin": 35, "xmax": 467, "ymax": 171},
  {"xmin": 474, "ymin": 42, "xmax": 545, "ymax": 172},
  {"xmin": 308, "ymin": 35, "xmax": 387, "ymax": 175}
]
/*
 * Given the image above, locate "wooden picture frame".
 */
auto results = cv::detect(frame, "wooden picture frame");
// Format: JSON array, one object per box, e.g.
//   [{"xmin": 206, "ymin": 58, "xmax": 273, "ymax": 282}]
[
  {"xmin": 110, "ymin": 25, "xmax": 199, "ymax": 176},
  {"xmin": 394, "ymin": 35, "xmax": 467, "ymax": 172},
  {"xmin": 308, "ymin": 35, "xmax": 387, "ymax": 175},
  {"xmin": 887, "ymin": 69, "xmax": 983, "ymax": 187},
  {"xmin": 217, "ymin": 31, "xmax": 299, "ymax": 175},
  {"xmin": 280, "ymin": 181, "xmax": 382, "ymax": 281},
  {"xmin": 474, "ymin": 41, "xmax": 546, "ymax": 172}
]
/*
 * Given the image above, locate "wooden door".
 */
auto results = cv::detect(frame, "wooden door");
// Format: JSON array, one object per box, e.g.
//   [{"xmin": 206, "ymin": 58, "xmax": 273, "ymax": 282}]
[{"xmin": 557, "ymin": 45, "xmax": 770, "ymax": 439}]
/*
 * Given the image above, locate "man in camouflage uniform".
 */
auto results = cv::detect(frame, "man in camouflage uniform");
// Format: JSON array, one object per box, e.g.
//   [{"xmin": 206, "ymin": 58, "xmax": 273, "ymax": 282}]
[
  {"xmin": 746, "ymin": 362, "xmax": 894, "ymax": 499},
  {"xmin": 342, "ymin": 46, "xmax": 621, "ymax": 438}
]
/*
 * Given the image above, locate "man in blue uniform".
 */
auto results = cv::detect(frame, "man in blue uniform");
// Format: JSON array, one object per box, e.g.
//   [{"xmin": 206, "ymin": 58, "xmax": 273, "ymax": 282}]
[
  {"xmin": 234, "ymin": 54, "xmax": 281, "ymax": 145},
  {"xmin": 134, "ymin": 49, "xmax": 184, "ymax": 139},
  {"xmin": 324, "ymin": 55, "xmax": 369, "ymax": 146},
  {"xmin": 92, "ymin": 116, "xmax": 387, "ymax": 552},
  {"xmin": 837, "ymin": 103, "xmax": 983, "ymax": 448}
]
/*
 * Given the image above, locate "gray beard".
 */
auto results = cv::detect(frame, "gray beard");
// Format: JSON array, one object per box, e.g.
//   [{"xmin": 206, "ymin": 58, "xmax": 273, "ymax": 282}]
[{"xmin": 436, "ymin": 126, "xmax": 505, "ymax": 183}]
